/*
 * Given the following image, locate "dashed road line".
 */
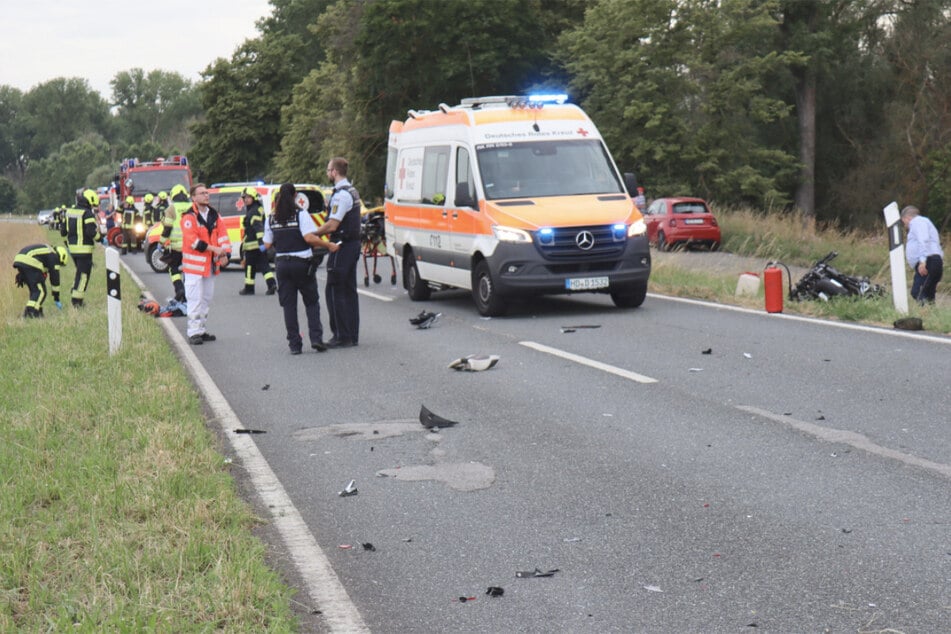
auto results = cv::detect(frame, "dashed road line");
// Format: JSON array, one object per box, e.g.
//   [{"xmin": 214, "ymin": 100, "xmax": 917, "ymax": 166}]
[{"xmin": 519, "ymin": 340, "xmax": 658, "ymax": 384}]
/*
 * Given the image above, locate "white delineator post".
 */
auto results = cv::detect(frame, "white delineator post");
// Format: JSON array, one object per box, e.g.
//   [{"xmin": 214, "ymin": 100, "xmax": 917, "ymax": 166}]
[
  {"xmin": 106, "ymin": 247, "xmax": 122, "ymax": 354},
  {"xmin": 883, "ymin": 201, "xmax": 909, "ymax": 315}
]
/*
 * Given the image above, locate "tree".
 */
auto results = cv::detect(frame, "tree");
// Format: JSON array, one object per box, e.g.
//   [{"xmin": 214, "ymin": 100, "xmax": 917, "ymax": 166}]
[
  {"xmin": 111, "ymin": 69, "xmax": 201, "ymax": 150},
  {"xmin": 21, "ymin": 78, "xmax": 112, "ymax": 161},
  {"xmin": 0, "ymin": 85, "xmax": 27, "ymax": 179},
  {"xmin": 0, "ymin": 176, "xmax": 16, "ymax": 212},
  {"xmin": 21, "ymin": 134, "xmax": 111, "ymax": 210}
]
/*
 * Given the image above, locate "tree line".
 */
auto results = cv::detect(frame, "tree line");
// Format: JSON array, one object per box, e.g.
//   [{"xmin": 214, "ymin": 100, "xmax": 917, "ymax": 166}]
[{"xmin": 2, "ymin": 0, "xmax": 950, "ymax": 233}]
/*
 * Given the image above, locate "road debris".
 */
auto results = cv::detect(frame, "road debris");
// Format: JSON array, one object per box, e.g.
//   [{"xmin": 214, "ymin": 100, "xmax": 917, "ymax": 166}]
[
  {"xmin": 516, "ymin": 568, "xmax": 559, "ymax": 578},
  {"xmin": 644, "ymin": 585, "xmax": 663, "ymax": 593},
  {"xmin": 448, "ymin": 354, "xmax": 500, "ymax": 371},
  {"xmin": 486, "ymin": 586, "xmax": 504, "ymax": 597},
  {"xmin": 701, "ymin": 348, "xmax": 712, "ymax": 354},
  {"xmin": 338, "ymin": 479, "xmax": 358, "ymax": 497},
  {"xmin": 409, "ymin": 311, "xmax": 442, "ymax": 329},
  {"xmin": 234, "ymin": 428, "xmax": 266, "ymax": 434},
  {"xmin": 420, "ymin": 405, "xmax": 458, "ymax": 429}
]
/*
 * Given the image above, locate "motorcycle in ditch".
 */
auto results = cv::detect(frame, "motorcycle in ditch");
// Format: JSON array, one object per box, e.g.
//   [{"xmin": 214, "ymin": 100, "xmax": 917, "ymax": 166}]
[{"xmin": 772, "ymin": 251, "xmax": 884, "ymax": 301}]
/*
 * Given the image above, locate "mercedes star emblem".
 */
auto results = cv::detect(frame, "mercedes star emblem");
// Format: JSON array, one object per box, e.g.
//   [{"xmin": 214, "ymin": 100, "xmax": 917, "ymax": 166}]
[{"xmin": 576, "ymin": 230, "xmax": 595, "ymax": 250}]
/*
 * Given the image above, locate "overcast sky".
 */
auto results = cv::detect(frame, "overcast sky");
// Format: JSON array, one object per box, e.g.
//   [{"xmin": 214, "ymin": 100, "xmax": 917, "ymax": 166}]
[{"xmin": 1, "ymin": 0, "xmax": 274, "ymax": 98}]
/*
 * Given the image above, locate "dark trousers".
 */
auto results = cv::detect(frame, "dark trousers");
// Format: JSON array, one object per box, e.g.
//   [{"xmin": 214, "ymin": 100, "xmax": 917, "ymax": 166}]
[
  {"xmin": 243, "ymin": 248, "xmax": 275, "ymax": 289},
  {"xmin": 911, "ymin": 254, "xmax": 944, "ymax": 304},
  {"xmin": 276, "ymin": 257, "xmax": 323, "ymax": 351},
  {"xmin": 325, "ymin": 240, "xmax": 360, "ymax": 344},
  {"xmin": 15, "ymin": 265, "xmax": 47, "ymax": 312},
  {"xmin": 166, "ymin": 250, "xmax": 185, "ymax": 301},
  {"xmin": 71, "ymin": 253, "xmax": 93, "ymax": 301}
]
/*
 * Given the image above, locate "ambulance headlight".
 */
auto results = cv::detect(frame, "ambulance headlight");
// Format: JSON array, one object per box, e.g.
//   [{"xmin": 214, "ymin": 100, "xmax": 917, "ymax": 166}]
[
  {"xmin": 627, "ymin": 219, "xmax": 647, "ymax": 237},
  {"xmin": 537, "ymin": 227, "xmax": 555, "ymax": 245},
  {"xmin": 493, "ymin": 225, "xmax": 532, "ymax": 243}
]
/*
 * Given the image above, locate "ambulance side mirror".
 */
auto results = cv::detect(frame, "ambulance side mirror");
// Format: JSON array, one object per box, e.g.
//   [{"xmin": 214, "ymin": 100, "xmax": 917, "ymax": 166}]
[
  {"xmin": 455, "ymin": 183, "xmax": 477, "ymax": 209},
  {"xmin": 623, "ymin": 172, "xmax": 638, "ymax": 195}
]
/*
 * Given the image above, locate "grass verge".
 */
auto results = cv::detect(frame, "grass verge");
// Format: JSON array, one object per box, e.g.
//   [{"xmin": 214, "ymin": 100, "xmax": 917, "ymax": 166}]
[{"xmin": 0, "ymin": 223, "xmax": 297, "ymax": 631}]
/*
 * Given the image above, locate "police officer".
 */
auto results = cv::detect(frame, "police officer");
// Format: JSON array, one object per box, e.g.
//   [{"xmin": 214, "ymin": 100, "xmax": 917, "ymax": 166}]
[
  {"xmin": 161, "ymin": 184, "xmax": 190, "ymax": 302},
  {"xmin": 61, "ymin": 189, "xmax": 101, "ymax": 307},
  {"xmin": 314, "ymin": 157, "xmax": 362, "ymax": 348},
  {"xmin": 238, "ymin": 187, "xmax": 277, "ymax": 296},
  {"xmin": 13, "ymin": 244, "xmax": 68, "ymax": 317},
  {"xmin": 120, "ymin": 195, "xmax": 137, "ymax": 254},
  {"xmin": 264, "ymin": 183, "xmax": 339, "ymax": 354}
]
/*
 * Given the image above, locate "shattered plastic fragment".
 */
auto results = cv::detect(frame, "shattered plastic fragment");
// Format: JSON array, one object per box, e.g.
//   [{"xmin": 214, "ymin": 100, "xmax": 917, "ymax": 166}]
[
  {"xmin": 362, "ymin": 542, "xmax": 376, "ymax": 551},
  {"xmin": 235, "ymin": 428, "xmax": 266, "ymax": 434},
  {"xmin": 448, "ymin": 354, "xmax": 500, "ymax": 371},
  {"xmin": 743, "ymin": 352, "xmax": 752, "ymax": 359},
  {"xmin": 701, "ymin": 348, "xmax": 712, "ymax": 354},
  {"xmin": 455, "ymin": 596, "xmax": 476, "ymax": 603},
  {"xmin": 409, "ymin": 311, "xmax": 441, "ymax": 329},
  {"xmin": 419, "ymin": 405, "xmax": 459, "ymax": 429},
  {"xmin": 689, "ymin": 368, "xmax": 703, "ymax": 372},
  {"xmin": 486, "ymin": 586, "xmax": 504, "ymax": 597},
  {"xmin": 643, "ymin": 585, "xmax": 663, "ymax": 593},
  {"xmin": 516, "ymin": 568, "xmax": 559, "ymax": 578},
  {"xmin": 338, "ymin": 544, "xmax": 352, "ymax": 549},
  {"xmin": 338, "ymin": 480, "xmax": 358, "ymax": 497},
  {"xmin": 262, "ymin": 384, "xmax": 270, "ymax": 390}
]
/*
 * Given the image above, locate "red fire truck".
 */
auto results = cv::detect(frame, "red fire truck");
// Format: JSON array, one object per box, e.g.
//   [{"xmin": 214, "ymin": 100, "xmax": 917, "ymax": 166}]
[{"xmin": 113, "ymin": 155, "xmax": 193, "ymax": 211}]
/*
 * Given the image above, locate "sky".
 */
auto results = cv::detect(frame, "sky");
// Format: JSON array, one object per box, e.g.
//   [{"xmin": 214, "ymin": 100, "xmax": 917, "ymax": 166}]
[{"xmin": 0, "ymin": 0, "xmax": 275, "ymax": 98}]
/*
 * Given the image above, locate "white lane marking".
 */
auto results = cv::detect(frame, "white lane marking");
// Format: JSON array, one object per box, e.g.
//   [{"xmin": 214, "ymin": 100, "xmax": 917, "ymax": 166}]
[
  {"xmin": 649, "ymin": 293, "xmax": 951, "ymax": 345},
  {"xmin": 738, "ymin": 405, "xmax": 951, "ymax": 480},
  {"xmin": 358, "ymin": 287, "xmax": 395, "ymax": 301},
  {"xmin": 129, "ymin": 265, "xmax": 368, "ymax": 632},
  {"xmin": 520, "ymin": 340, "xmax": 658, "ymax": 384}
]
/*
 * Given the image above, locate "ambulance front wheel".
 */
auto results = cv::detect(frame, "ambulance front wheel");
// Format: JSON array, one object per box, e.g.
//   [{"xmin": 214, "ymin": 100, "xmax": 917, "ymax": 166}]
[
  {"xmin": 610, "ymin": 281, "xmax": 648, "ymax": 309},
  {"xmin": 473, "ymin": 260, "xmax": 507, "ymax": 317},
  {"xmin": 404, "ymin": 252, "xmax": 431, "ymax": 301}
]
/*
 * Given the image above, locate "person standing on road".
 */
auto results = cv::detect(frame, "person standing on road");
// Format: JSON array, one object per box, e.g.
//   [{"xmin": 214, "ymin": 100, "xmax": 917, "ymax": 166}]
[
  {"xmin": 13, "ymin": 244, "xmax": 68, "ymax": 318},
  {"xmin": 900, "ymin": 205, "xmax": 944, "ymax": 304},
  {"xmin": 181, "ymin": 183, "xmax": 230, "ymax": 345},
  {"xmin": 61, "ymin": 188, "xmax": 101, "ymax": 307},
  {"xmin": 264, "ymin": 183, "xmax": 339, "ymax": 355},
  {"xmin": 314, "ymin": 157, "xmax": 362, "ymax": 348},
  {"xmin": 634, "ymin": 186, "xmax": 647, "ymax": 213},
  {"xmin": 120, "ymin": 195, "xmax": 137, "ymax": 254},
  {"xmin": 239, "ymin": 187, "xmax": 277, "ymax": 296},
  {"xmin": 161, "ymin": 184, "xmax": 190, "ymax": 303}
]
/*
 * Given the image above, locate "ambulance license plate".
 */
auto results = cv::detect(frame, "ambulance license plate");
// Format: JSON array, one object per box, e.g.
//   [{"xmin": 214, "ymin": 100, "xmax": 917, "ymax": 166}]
[{"xmin": 566, "ymin": 276, "xmax": 609, "ymax": 291}]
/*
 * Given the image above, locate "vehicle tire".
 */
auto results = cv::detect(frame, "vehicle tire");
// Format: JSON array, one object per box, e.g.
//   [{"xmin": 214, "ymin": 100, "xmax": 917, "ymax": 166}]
[
  {"xmin": 404, "ymin": 252, "xmax": 431, "ymax": 301},
  {"xmin": 146, "ymin": 243, "xmax": 169, "ymax": 274},
  {"xmin": 108, "ymin": 227, "xmax": 123, "ymax": 248},
  {"xmin": 472, "ymin": 260, "xmax": 507, "ymax": 316},
  {"xmin": 657, "ymin": 230, "xmax": 669, "ymax": 252},
  {"xmin": 610, "ymin": 281, "xmax": 647, "ymax": 308}
]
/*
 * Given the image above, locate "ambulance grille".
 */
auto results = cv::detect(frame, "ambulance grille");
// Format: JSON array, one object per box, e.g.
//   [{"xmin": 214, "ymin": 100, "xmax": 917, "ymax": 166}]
[{"xmin": 535, "ymin": 225, "xmax": 625, "ymax": 259}]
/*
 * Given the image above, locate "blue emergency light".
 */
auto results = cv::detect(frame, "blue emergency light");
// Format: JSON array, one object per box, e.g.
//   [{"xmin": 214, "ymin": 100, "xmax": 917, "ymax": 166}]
[
  {"xmin": 527, "ymin": 93, "xmax": 568, "ymax": 105},
  {"xmin": 537, "ymin": 227, "xmax": 555, "ymax": 244}
]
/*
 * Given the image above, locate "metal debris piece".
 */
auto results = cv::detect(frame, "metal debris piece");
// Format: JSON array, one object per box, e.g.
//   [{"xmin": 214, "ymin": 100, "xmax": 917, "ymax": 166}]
[
  {"xmin": 448, "ymin": 354, "xmax": 500, "ymax": 371},
  {"xmin": 419, "ymin": 405, "xmax": 458, "ymax": 429},
  {"xmin": 409, "ymin": 311, "xmax": 442, "ymax": 329},
  {"xmin": 338, "ymin": 480, "xmax": 358, "ymax": 497},
  {"xmin": 486, "ymin": 586, "xmax": 504, "ymax": 597},
  {"xmin": 515, "ymin": 568, "xmax": 559, "ymax": 578}
]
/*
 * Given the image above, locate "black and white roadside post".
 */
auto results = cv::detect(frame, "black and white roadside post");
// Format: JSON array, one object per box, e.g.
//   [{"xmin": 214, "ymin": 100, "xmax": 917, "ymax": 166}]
[
  {"xmin": 106, "ymin": 246, "xmax": 122, "ymax": 354},
  {"xmin": 883, "ymin": 201, "xmax": 909, "ymax": 315}
]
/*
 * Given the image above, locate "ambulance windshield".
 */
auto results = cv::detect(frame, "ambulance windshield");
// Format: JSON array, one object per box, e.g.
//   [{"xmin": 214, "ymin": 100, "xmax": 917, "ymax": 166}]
[{"xmin": 476, "ymin": 139, "xmax": 624, "ymax": 200}]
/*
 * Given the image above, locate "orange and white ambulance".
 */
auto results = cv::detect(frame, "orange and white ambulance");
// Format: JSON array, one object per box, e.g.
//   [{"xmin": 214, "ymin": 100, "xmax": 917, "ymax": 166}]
[{"xmin": 384, "ymin": 94, "xmax": 650, "ymax": 316}]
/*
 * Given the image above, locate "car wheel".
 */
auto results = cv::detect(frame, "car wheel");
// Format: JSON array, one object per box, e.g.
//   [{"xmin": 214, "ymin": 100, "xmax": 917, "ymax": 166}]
[
  {"xmin": 146, "ymin": 243, "xmax": 169, "ymax": 274},
  {"xmin": 108, "ymin": 227, "xmax": 124, "ymax": 248},
  {"xmin": 611, "ymin": 281, "xmax": 647, "ymax": 308},
  {"xmin": 404, "ymin": 252, "xmax": 431, "ymax": 301},
  {"xmin": 657, "ymin": 230, "xmax": 668, "ymax": 252},
  {"xmin": 472, "ymin": 260, "xmax": 506, "ymax": 317}
]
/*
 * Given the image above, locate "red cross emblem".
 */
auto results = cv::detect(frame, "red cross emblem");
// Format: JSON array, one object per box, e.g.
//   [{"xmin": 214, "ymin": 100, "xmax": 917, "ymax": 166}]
[{"xmin": 577, "ymin": 127, "xmax": 590, "ymax": 137}]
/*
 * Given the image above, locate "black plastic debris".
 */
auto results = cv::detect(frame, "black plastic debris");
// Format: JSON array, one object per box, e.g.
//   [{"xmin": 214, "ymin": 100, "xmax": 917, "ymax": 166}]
[
  {"xmin": 562, "ymin": 324, "xmax": 601, "ymax": 329},
  {"xmin": 420, "ymin": 405, "xmax": 458, "ymax": 429},
  {"xmin": 338, "ymin": 480, "xmax": 358, "ymax": 497},
  {"xmin": 262, "ymin": 384, "xmax": 270, "ymax": 391},
  {"xmin": 516, "ymin": 568, "xmax": 559, "ymax": 578},
  {"xmin": 701, "ymin": 348, "xmax": 712, "ymax": 355},
  {"xmin": 455, "ymin": 596, "xmax": 476, "ymax": 603},
  {"xmin": 486, "ymin": 586, "xmax": 504, "ymax": 597},
  {"xmin": 409, "ymin": 311, "xmax": 441, "ymax": 329},
  {"xmin": 235, "ymin": 428, "xmax": 266, "ymax": 434},
  {"xmin": 362, "ymin": 542, "xmax": 376, "ymax": 551},
  {"xmin": 561, "ymin": 328, "xmax": 576, "ymax": 333}
]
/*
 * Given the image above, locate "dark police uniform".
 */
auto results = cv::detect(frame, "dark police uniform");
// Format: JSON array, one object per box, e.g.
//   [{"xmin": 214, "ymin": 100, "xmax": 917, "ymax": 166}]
[
  {"xmin": 266, "ymin": 208, "xmax": 325, "ymax": 354},
  {"xmin": 325, "ymin": 179, "xmax": 362, "ymax": 346}
]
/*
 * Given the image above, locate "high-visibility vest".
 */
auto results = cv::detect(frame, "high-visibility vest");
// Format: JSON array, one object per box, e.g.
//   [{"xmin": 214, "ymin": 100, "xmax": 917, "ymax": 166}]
[
  {"xmin": 161, "ymin": 201, "xmax": 189, "ymax": 250},
  {"xmin": 63, "ymin": 207, "xmax": 99, "ymax": 255}
]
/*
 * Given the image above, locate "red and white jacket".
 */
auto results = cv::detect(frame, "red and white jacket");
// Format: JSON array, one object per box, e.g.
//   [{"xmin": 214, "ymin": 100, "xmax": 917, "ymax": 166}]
[{"xmin": 181, "ymin": 203, "xmax": 230, "ymax": 277}]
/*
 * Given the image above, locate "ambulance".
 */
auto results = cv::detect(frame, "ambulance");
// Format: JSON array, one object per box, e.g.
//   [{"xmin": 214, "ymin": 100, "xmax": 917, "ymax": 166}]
[{"xmin": 384, "ymin": 94, "xmax": 650, "ymax": 316}]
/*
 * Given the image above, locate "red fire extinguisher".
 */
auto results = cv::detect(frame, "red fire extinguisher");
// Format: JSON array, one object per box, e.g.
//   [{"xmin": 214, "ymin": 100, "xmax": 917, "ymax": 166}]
[{"xmin": 763, "ymin": 262, "xmax": 787, "ymax": 313}]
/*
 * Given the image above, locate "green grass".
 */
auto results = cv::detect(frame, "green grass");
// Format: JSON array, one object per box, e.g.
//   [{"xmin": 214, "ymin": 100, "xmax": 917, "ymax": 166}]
[{"xmin": 1, "ymin": 223, "xmax": 297, "ymax": 631}]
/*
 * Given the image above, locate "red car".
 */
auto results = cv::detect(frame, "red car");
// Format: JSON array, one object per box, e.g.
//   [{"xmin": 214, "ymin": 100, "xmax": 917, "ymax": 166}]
[{"xmin": 644, "ymin": 196, "xmax": 721, "ymax": 251}]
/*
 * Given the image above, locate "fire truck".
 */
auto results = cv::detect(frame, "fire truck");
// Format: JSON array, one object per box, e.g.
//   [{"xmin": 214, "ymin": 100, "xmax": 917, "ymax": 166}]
[{"xmin": 113, "ymin": 155, "xmax": 193, "ymax": 211}]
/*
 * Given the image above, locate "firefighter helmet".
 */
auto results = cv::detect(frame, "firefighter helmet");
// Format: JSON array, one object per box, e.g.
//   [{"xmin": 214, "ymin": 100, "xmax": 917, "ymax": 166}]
[
  {"xmin": 81, "ymin": 189, "xmax": 99, "ymax": 208},
  {"xmin": 125, "ymin": 196, "xmax": 134, "ymax": 205},
  {"xmin": 170, "ymin": 184, "xmax": 188, "ymax": 199},
  {"xmin": 138, "ymin": 299, "xmax": 161, "ymax": 315},
  {"xmin": 144, "ymin": 193, "xmax": 154, "ymax": 204},
  {"xmin": 242, "ymin": 186, "xmax": 260, "ymax": 201},
  {"xmin": 158, "ymin": 191, "xmax": 168, "ymax": 200},
  {"xmin": 56, "ymin": 246, "xmax": 69, "ymax": 267}
]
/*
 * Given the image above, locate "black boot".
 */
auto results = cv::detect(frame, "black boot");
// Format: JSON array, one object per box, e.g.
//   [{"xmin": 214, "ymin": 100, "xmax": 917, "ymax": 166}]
[
  {"xmin": 72, "ymin": 298, "xmax": 83, "ymax": 307},
  {"xmin": 238, "ymin": 286, "xmax": 255, "ymax": 296},
  {"xmin": 265, "ymin": 283, "xmax": 277, "ymax": 296},
  {"xmin": 23, "ymin": 307, "xmax": 39, "ymax": 318}
]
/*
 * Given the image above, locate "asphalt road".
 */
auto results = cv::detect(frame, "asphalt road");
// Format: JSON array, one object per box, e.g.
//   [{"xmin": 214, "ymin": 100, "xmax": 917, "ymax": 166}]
[{"xmin": 124, "ymin": 250, "xmax": 951, "ymax": 633}]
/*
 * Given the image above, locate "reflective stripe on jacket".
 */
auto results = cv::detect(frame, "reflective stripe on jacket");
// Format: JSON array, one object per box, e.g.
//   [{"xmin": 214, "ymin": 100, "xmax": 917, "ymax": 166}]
[{"xmin": 181, "ymin": 204, "xmax": 230, "ymax": 277}]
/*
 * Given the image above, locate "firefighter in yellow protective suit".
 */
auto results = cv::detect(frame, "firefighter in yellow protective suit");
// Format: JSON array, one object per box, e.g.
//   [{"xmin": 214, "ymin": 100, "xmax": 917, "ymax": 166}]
[
  {"xmin": 13, "ymin": 244, "xmax": 69, "ymax": 317},
  {"xmin": 142, "ymin": 193, "xmax": 156, "ymax": 226},
  {"xmin": 239, "ymin": 187, "xmax": 277, "ymax": 295},
  {"xmin": 120, "ymin": 195, "xmax": 139, "ymax": 254},
  {"xmin": 161, "ymin": 184, "xmax": 189, "ymax": 302},
  {"xmin": 60, "ymin": 189, "xmax": 101, "ymax": 307}
]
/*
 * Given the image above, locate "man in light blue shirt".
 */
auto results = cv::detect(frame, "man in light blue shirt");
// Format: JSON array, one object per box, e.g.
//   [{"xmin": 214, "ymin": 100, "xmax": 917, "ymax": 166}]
[{"xmin": 900, "ymin": 205, "xmax": 944, "ymax": 304}]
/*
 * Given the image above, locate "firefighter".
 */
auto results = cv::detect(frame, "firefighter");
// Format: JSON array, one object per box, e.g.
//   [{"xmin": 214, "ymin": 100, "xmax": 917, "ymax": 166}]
[
  {"xmin": 142, "ymin": 193, "xmax": 155, "ymax": 226},
  {"xmin": 153, "ymin": 191, "xmax": 169, "ymax": 226},
  {"xmin": 161, "ymin": 184, "xmax": 189, "ymax": 302},
  {"xmin": 120, "ymin": 195, "xmax": 137, "ymax": 254},
  {"xmin": 238, "ymin": 186, "xmax": 277, "ymax": 295},
  {"xmin": 13, "ymin": 244, "xmax": 68, "ymax": 318},
  {"xmin": 60, "ymin": 188, "xmax": 101, "ymax": 307}
]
